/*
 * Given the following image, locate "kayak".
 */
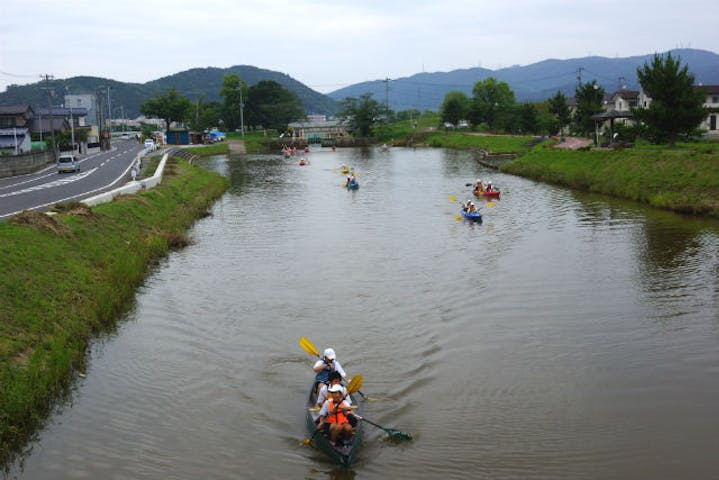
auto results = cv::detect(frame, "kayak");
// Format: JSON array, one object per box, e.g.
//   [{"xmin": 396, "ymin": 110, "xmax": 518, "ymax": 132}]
[
  {"xmin": 461, "ymin": 210, "xmax": 482, "ymax": 221},
  {"xmin": 473, "ymin": 189, "xmax": 500, "ymax": 199},
  {"xmin": 346, "ymin": 181, "xmax": 359, "ymax": 190},
  {"xmin": 305, "ymin": 382, "xmax": 363, "ymax": 468}
]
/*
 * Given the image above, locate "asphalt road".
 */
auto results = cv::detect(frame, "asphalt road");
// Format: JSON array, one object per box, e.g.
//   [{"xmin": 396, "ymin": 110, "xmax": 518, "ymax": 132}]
[{"xmin": 0, "ymin": 140, "xmax": 142, "ymax": 221}]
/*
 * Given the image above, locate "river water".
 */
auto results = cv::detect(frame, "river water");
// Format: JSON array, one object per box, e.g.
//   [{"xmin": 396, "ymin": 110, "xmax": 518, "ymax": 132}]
[{"xmin": 10, "ymin": 147, "xmax": 719, "ymax": 479}]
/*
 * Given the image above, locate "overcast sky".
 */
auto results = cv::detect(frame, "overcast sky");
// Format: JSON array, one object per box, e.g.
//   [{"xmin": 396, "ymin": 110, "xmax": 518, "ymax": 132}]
[{"xmin": 1, "ymin": 0, "xmax": 716, "ymax": 94}]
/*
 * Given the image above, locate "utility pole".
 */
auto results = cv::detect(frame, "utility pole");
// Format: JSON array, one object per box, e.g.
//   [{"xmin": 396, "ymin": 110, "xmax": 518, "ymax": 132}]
[
  {"xmin": 41, "ymin": 74, "xmax": 56, "ymax": 158},
  {"xmin": 106, "ymin": 86, "xmax": 112, "ymax": 132},
  {"xmin": 577, "ymin": 67, "xmax": 584, "ymax": 87},
  {"xmin": 65, "ymin": 86, "xmax": 75, "ymax": 153},
  {"xmin": 96, "ymin": 87, "xmax": 107, "ymax": 150},
  {"xmin": 69, "ymin": 107, "xmax": 75, "ymax": 153},
  {"xmin": 238, "ymin": 85, "xmax": 245, "ymax": 138},
  {"xmin": 384, "ymin": 77, "xmax": 390, "ymax": 119}
]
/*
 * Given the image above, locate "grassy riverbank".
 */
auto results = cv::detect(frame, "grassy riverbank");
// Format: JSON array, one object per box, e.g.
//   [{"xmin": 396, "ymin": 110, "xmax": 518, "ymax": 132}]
[
  {"xmin": 502, "ymin": 143, "xmax": 719, "ymax": 217},
  {"xmin": 0, "ymin": 157, "xmax": 228, "ymax": 466}
]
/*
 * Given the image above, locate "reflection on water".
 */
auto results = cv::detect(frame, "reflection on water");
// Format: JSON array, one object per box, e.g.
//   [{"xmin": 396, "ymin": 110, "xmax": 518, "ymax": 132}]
[{"xmin": 10, "ymin": 147, "xmax": 719, "ymax": 479}]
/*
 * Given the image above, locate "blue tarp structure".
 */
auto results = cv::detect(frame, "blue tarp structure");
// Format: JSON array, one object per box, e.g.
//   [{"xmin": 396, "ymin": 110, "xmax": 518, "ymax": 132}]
[{"xmin": 208, "ymin": 130, "xmax": 226, "ymax": 140}]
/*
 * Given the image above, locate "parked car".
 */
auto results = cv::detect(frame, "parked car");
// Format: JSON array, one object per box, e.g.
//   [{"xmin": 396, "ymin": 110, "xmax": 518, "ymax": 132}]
[
  {"xmin": 143, "ymin": 139, "xmax": 155, "ymax": 150},
  {"xmin": 57, "ymin": 153, "xmax": 80, "ymax": 173}
]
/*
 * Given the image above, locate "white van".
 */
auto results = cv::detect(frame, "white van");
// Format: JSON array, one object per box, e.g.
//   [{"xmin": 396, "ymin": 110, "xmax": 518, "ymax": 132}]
[{"xmin": 57, "ymin": 153, "xmax": 80, "ymax": 173}]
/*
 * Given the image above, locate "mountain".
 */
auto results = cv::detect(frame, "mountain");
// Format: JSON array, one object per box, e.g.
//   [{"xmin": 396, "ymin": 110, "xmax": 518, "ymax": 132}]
[
  {"xmin": 327, "ymin": 48, "xmax": 719, "ymax": 111},
  {"xmin": 3, "ymin": 49, "xmax": 717, "ymax": 120},
  {"xmin": 0, "ymin": 65, "xmax": 339, "ymax": 118}
]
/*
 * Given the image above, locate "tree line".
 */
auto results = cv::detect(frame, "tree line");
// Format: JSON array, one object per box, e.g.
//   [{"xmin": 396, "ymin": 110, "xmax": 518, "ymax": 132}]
[
  {"xmin": 139, "ymin": 73, "xmax": 304, "ymax": 133},
  {"xmin": 139, "ymin": 53, "xmax": 709, "ymax": 146},
  {"xmin": 438, "ymin": 53, "xmax": 709, "ymax": 145}
]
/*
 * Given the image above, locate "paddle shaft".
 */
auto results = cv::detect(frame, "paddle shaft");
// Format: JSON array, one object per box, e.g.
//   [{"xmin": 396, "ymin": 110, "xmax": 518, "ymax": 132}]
[{"xmin": 357, "ymin": 416, "xmax": 411, "ymax": 439}]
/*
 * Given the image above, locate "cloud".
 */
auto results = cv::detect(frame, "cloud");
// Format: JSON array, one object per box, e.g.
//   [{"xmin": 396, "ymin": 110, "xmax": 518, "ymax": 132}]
[{"xmin": 0, "ymin": 0, "xmax": 716, "ymax": 93}]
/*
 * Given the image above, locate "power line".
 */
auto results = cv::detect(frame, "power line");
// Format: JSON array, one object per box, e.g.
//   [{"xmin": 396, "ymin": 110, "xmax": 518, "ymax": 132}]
[{"xmin": 0, "ymin": 69, "xmax": 39, "ymax": 79}]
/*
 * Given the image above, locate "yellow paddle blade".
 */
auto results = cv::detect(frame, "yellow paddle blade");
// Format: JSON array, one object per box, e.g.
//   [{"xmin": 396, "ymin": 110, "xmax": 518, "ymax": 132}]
[
  {"xmin": 455, "ymin": 215, "xmax": 462, "ymax": 221},
  {"xmin": 347, "ymin": 375, "xmax": 363, "ymax": 394},
  {"xmin": 486, "ymin": 202, "xmax": 494, "ymax": 207},
  {"xmin": 449, "ymin": 195, "xmax": 457, "ymax": 202},
  {"xmin": 299, "ymin": 336, "xmax": 318, "ymax": 357}
]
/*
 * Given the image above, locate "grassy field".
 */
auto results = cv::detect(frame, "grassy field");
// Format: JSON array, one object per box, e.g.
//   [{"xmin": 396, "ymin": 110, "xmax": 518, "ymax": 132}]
[
  {"xmin": 503, "ymin": 141, "xmax": 719, "ymax": 217},
  {"xmin": 423, "ymin": 132, "xmax": 537, "ymax": 153},
  {"xmin": 184, "ymin": 143, "xmax": 230, "ymax": 156},
  {"xmin": 226, "ymin": 131, "xmax": 275, "ymax": 154},
  {"xmin": 0, "ymin": 157, "xmax": 228, "ymax": 466}
]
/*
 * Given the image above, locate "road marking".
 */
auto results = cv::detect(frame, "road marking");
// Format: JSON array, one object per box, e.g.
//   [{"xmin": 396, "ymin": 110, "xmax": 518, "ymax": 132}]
[{"xmin": 0, "ymin": 168, "xmax": 98, "ymax": 198}]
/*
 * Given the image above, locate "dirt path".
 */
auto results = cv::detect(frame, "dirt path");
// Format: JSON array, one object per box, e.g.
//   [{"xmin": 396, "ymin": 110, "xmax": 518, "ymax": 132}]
[{"xmin": 553, "ymin": 137, "xmax": 593, "ymax": 150}]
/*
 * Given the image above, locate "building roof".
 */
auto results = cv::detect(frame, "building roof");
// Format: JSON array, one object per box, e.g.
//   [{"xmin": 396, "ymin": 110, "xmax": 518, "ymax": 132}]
[
  {"xmin": 611, "ymin": 90, "xmax": 639, "ymax": 99},
  {"xmin": 695, "ymin": 85, "xmax": 719, "ymax": 95},
  {"xmin": 0, "ymin": 104, "xmax": 33, "ymax": 115}
]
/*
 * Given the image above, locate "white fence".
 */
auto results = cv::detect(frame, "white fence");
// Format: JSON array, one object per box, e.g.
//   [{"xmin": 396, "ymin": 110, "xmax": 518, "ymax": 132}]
[{"xmin": 82, "ymin": 152, "xmax": 168, "ymax": 207}]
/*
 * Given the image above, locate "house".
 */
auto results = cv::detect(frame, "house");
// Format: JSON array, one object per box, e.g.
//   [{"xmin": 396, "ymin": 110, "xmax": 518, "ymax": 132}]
[
  {"xmin": 591, "ymin": 85, "xmax": 719, "ymax": 139},
  {"xmin": 696, "ymin": 85, "xmax": 719, "ymax": 134},
  {"xmin": 0, "ymin": 105, "xmax": 35, "ymax": 154},
  {"xmin": 287, "ymin": 117, "xmax": 349, "ymax": 142},
  {"xmin": 0, "ymin": 104, "xmax": 33, "ymax": 129},
  {"xmin": 0, "ymin": 127, "xmax": 32, "ymax": 154}
]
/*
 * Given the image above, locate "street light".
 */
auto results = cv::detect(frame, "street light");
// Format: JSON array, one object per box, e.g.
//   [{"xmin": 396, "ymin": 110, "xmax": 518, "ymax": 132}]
[{"xmin": 593, "ymin": 83, "xmax": 600, "ymax": 146}]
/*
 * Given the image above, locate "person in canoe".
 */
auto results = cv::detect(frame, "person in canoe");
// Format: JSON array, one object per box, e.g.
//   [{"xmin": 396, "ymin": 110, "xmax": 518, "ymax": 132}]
[
  {"xmin": 463, "ymin": 200, "xmax": 477, "ymax": 213},
  {"xmin": 474, "ymin": 179, "xmax": 484, "ymax": 193},
  {"xmin": 485, "ymin": 181, "xmax": 494, "ymax": 192},
  {"xmin": 313, "ymin": 347, "xmax": 348, "ymax": 394},
  {"xmin": 316, "ymin": 371, "xmax": 351, "ymax": 407},
  {"xmin": 316, "ymin": 383, "xmax": 358, "ymax": 446}
]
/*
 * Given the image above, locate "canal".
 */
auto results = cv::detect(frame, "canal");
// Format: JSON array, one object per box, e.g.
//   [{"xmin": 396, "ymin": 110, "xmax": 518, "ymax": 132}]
[{"xmin": 10, "ymin": 146, "xmax": 719, "ymax": 479}]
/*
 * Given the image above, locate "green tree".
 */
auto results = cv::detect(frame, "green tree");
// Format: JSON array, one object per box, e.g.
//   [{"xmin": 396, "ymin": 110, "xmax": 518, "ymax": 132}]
[
  {"xmin": 548, "ymin": 91, "xmax": 571, "ymax": 134},
  {"xmin": 469, "ymin": 78, "xmax": 516, "ymax": 131},
  {"xmin": 189, "ymin": 99, "xmax": 222, "ymax": 131},
  {"xmin": 140, "ymin": 88, "xmax": 192, "ymax": 131},
  {"xmin": 244, "ymin": 80, "xmax": 305, "ymax": 131},
  {"xmin": 573, "ymin": 81, "xmax": 605, "ymax": 137},
  {"xmin": 440, "ymin": 90, "xmax": 470, "ymax": 126},
  {"xmin": 633, "ymin": 52, "xmax": 707, "ymax": 145},
  {"xmin": 339, "ymin": 93, "xmax": 384, "ymax": 137},
  {"xmin": 518, "ymin": 103, "xmax": 538, "ymax": 134},
  {"xmin": 219, "ymin": 74, "xmax": 247, "ymax": 132}
]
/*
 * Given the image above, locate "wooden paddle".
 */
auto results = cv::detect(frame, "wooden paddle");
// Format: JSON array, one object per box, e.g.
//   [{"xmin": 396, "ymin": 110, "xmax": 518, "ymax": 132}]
[
  {"xmin": 303, "ymin": 375, "xmax": 363, "ymax": 445},
  {"xmin": 299, "ymin": 336, "xmax": 373, "ymax": 401}
]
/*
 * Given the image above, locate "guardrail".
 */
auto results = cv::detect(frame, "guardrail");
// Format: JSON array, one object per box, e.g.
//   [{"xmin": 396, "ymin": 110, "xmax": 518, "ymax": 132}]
[{"xmin": 82, "ymin": 151, "xmax": 168, "ymax": 207}]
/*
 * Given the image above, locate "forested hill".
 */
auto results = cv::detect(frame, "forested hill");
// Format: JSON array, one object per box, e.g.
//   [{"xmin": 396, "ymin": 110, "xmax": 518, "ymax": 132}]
[
  {"xmin": 0, "ymin": 65, "xmax": 339, "ymax": 118},
  {"xmin": 328, "ymin": 48, "xmax": 719, "ymax": 112}
]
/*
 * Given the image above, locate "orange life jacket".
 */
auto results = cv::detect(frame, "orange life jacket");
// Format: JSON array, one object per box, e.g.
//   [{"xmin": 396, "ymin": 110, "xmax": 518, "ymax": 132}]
[{"xmin": 326, "ymin": 399, "xmax": 349, "ymax": 424}]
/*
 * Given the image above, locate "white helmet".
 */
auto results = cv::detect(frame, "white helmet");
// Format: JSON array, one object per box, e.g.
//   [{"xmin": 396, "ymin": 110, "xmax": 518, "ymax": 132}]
[{"xmin": 323, "ymin": 348, "xmax": 336, "ymax": 360}]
